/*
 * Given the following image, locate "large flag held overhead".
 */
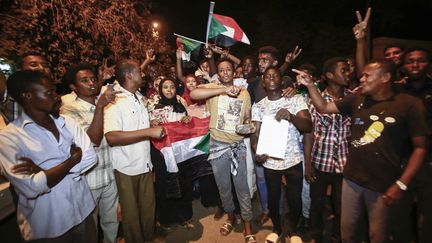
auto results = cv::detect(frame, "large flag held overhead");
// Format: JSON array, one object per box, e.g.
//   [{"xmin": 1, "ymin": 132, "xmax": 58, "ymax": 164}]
[
  {"xmin": 208, "ymin": 13, "xmax": 250, "ymax": 46},
  {"xmin": 152, "ymin": 117, "xmax": 210, "ymax": 173}
]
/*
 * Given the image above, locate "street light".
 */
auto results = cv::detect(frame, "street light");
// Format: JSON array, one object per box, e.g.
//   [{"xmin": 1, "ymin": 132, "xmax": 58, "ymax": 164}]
[{"xmin": 152, "ymin": 21, "xmax": 159, "ymax": 38}]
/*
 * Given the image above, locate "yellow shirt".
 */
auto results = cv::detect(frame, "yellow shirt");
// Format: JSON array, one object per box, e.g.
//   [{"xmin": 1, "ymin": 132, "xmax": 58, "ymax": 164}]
[{"xmin": 203, "ymin": 83, "xmax": 251, "ymax": 143}]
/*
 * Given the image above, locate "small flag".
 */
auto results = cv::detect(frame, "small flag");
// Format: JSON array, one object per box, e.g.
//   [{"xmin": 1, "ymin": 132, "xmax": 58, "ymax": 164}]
[
  {"xmin": 176, "ymin": 36, "xmax": 201, "ymax": 53},
  {"xmin": 208, "ymin": 13, "xmax": 250, "ymax": 45},
  {"xmin": 175, "ymin": 35, "xmax": 203, "ymax": 62}
]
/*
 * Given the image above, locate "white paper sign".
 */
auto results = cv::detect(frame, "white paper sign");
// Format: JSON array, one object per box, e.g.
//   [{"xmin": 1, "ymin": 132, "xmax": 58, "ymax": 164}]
[{"xmin": 256, "ymin": 115, "xmax": 288, "ymax": 159}]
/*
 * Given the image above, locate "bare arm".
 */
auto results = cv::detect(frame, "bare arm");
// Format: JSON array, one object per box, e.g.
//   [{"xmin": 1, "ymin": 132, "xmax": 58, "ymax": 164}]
[
  {"xmin": 353, "ymin": 8, "xmax": 371, "ymax": 78},
  {"xmin": 98, "ymin": 58, "xmax": 115, "ymax": 85},
  {"xmin": 44, "ymin": 144, "xmax": 83, "ymax": 188},
  {"xmin": 383, "ymin": 136, "xmax": 427, "ymax": 205},
  {"xmin": 190, "ymin": 85, "xmax": 240, "ymax": 100},
  {"xmin": 303, "ymin": 132, "xmax": 316, "ymax": 183},
  {"xmin": 243, "ymin": 108, "xmax": 251, "ymax": 124},
  {"xmin": 86, "ymin": 85, "xmax": 119, "ymax": 146},
  {"xmin": 279, "ymin": 46, "xmax": 302, "ymax": 74},
  {"xmin": 176, "ymin": 49, "xmax": 184, "ymax": 81},
  {"xmin": 293, "ymin": 69, "xmax": 339, "ymax": 114},
  {"xmin": 355, "ymin": 38, "xmax": 367, "ymax": 78},
  {"xmin": 86, "ymin": 106, "xmax": 105, "ymax": 146},
  {"xmin": 250, "ymin": 121, "xmax": 261, "ymax": 153},
  {"xmin": 223, "ymin": 51, "xmax": 241, "ymax": 67},
  {"xmin": 12, "ymin": 145, "xmax": 88, "ymax": 189},
  {"xmin": 204, "ymin": 47, "xmax": 217, "ymax": 76},
  {"xmin": 105, "ymin": 127, "xmax": 165, "ymax": 146},
  {"xmin": 210, "ymin": 45, "xmax": 241, "ymax": 67},
  {"xmin": 140, "ymin": 49, "xmax": 156, "ymax": 72},
  {"xmin": 274, "ymin": 108, "xmax": 312, "ymax": 133},
  {"xmin": 292, "ymin": 110, "xmax": 312, "ymax": 133}
]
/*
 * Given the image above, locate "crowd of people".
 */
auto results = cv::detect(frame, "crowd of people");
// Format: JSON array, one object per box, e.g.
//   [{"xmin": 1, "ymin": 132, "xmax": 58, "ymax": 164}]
[{"xmin": 0, "ymin": 8, "xmax": 431, "ymax": 243}]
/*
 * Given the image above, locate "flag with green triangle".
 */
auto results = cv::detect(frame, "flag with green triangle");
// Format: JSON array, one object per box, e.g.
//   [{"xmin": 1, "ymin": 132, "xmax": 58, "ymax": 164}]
[
  {"xmin": 208, "ymin": 13, "xmax": 250, "ymax": 45},
  {"xmin": 176, "ymin": 36, "xmax": 202, "ymax": 53},
  {"xmin": 193, "ymin": 131, "xmax": 210, "ymax": 153}
]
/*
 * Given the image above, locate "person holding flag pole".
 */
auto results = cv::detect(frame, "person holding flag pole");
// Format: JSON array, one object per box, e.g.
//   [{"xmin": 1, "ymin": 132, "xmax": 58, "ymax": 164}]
[{"xmin": 190, "ymin": 57, "xmax": 256, "ymax": 242}]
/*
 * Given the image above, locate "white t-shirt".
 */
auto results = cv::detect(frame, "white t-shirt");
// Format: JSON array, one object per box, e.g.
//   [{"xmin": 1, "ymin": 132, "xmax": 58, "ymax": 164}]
[{"xmin": 252, "ymin": 95, "xmax": 308, "ymax": 170}]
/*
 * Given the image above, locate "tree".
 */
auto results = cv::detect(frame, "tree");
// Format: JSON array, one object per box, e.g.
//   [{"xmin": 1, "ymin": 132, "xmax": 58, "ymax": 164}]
[{"xmin": 0, "ymin": 0, "xmax": 170, "ymax": 81}]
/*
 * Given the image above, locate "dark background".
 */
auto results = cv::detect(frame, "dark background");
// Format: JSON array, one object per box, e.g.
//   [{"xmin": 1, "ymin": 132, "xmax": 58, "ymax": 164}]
[{"xmin": 151, "ymin": 0, "xmax": 432, "ymax": 67}]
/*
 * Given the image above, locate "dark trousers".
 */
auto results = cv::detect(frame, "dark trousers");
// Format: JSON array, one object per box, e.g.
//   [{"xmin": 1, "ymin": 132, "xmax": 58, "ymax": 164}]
[
  {"xmin": 264, "ymin": 163, "xmax": 303, "ymax": 235},
  {"xmin": 198, "ymin": 174, "xmax": 221, "ymax": 208},
  {"xmin": 310, "ymin": 169, "xmax": 342, "ymax": 242},
  {"xmin": 391, "ymin": 163, "xmax": 432, "ymax": 243}
]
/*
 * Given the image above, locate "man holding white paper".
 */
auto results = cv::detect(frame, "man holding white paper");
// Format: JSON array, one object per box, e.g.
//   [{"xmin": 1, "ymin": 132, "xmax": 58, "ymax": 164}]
[{"xmin": 250, "ymin": 67, "xmax": 312, "ymax": 239}]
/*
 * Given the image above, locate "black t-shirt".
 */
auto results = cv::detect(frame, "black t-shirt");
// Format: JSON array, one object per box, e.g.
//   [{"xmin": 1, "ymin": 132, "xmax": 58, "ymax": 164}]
[
  {"xmin": 247, "ymin": 76, "xmax": 267, "ymax": 104},
  {"xmin": 395, "ymin": 78, "xmax": 432, "ymax": 136},
  {"xmin": 336, "ymin": 92, "xmax": 428, "ymax": 192}
]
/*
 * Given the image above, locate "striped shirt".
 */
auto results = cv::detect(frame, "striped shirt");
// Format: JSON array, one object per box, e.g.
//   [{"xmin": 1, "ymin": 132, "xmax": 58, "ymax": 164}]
[
  {"xmin": 61, "ymin": 97, "xmax": 114, "ymax": 190},
  {"xmin": 308, "ymin": 89, "xmax": 351, "ymax": 173}
]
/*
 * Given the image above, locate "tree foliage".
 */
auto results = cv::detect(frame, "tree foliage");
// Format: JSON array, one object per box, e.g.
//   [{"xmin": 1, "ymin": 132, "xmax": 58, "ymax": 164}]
[{"xmin": 0, "ymin": 0, "xmax": 170, "ymax": 80}]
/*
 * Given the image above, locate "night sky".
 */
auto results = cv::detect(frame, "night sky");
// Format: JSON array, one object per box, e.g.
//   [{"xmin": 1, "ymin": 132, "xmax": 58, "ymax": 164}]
[{"xmin": 152, "ymin": 0, "xmax": 432, "ymax": 66}]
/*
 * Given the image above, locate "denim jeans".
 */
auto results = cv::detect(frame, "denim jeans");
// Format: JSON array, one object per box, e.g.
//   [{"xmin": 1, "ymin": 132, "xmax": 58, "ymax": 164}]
[
  {"xmin": 255, "ymin": 164, "xmax": 269, "ymax": 214},
  {"xmin": 301, "ymin": 162, "xmax": 311, "ymax": 219},
  {"xmin": 341, "ymin": 179, "xmax": 391, "ymax": 243},
  {"xmin": 210, "ymin": 141, "xmax": 253, "ymax": 221}
]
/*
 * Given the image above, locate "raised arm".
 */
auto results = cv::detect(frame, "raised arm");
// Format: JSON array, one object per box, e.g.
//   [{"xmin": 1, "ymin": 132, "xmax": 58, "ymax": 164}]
[
  {"xmin": 204, "ymin": 46, "xmax": 217, "ymax": 76},
  {"xmin": 98, "ymin": 58, "xmax": 115, "ymax": 85},
  {"xmin": 210, "ymin": 45, "xmax": 241, "ymax": 67},
  {"xmin": 353, "ymin": 8, "xmax": 371, "ymax": 78},
  {"xmin": 140, "ymin": 49, "xmax": 156, "ymax": 72},
  {"xmin": 86, "ymin": 84, "xmax": 120, "ymax": 145},
  {"xmin": 293, "ymin": 69, "xmax": 339, "ymax": 114},
  {"xmin": 175, "ymin": 49, "xmax": 185, "ymax": 81},
  {"xmin": 279, "ymin": 46, "xmax": 302, "ymax": 74}
]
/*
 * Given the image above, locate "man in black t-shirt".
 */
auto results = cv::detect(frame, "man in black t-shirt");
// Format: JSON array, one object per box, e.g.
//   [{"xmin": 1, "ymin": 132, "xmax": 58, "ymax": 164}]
[{"xmin": 294, "ymin": 58, "xmax": 429, "ymax": 243}]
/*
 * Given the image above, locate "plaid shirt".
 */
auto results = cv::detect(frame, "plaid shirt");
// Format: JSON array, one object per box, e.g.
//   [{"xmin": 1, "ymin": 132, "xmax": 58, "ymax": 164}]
[
  {"xmin": 61, "ymin": 97, "xmax": 114, "ymax": 189},
  {"xmin": 308, "ymin": 89, "xmax": 351, "ymax": 173}
]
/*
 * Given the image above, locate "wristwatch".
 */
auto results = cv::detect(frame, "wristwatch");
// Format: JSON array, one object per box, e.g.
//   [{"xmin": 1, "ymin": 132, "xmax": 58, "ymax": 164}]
[{"xmin": 395, "ymin": 180, "xmax": 408, "ymax": 191}]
